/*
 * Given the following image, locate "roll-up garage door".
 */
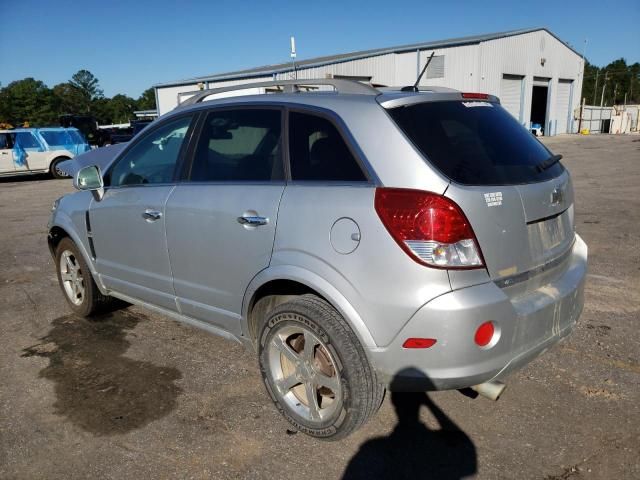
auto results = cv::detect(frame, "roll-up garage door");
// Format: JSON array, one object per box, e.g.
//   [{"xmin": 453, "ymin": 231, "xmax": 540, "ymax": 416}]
[
  {"xmin": 500, "ymin": 74, "xmax": 524, "ymax": 123},
  {"xmin": 555, "ymin": 79, "xmax": 573, "ymax": 134}
]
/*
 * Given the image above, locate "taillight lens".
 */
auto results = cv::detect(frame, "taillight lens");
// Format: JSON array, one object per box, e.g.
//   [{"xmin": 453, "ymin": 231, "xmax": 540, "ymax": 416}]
[
  {"xmin": 461, "ymin": 92, "xmax": 489, "ymax": 99},
  {"xmin": 374, "ymin": 188, "xmax": 484, "ymax": 269}
]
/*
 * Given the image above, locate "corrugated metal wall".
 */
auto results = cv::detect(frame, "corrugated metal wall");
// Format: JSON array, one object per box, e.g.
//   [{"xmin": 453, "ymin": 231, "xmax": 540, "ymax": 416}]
[
  {"xmin": 156, "ymin": 76, "xmax": 272, "ymax": 115},
  {"xmin": 478, "ymin": 30, "xmax": 584, "ymax": 133},
  {"xmin": 156, "ymin": 30, "xmax": 584, "ymax": 135}
]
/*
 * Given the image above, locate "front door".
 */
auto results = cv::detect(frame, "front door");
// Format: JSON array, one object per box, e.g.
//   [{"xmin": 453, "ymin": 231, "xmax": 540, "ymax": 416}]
[
  {"xmin": 0, "ymin": 133, "xmax": 14, "ymax": 173},
  {"xmin": 90, "ymin": 114, "xmax": 195, "ymax": 310},
  {"xmin": 165, "ymin": 108, "xmax": 285, "ymax": 335}
]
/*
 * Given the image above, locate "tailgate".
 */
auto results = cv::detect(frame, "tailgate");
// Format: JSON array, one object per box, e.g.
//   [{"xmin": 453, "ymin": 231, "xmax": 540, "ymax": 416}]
[{"xmin": 446, "ymin": 170, "xmax": 574, "ymax": 282}]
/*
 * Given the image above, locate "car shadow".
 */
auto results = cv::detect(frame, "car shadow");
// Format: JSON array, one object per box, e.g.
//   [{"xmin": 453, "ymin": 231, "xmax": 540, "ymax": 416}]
[
  {"xmin": 342, "ymin": 368, "xmax": 477, "ymax": 480},
  {"xmin": 21, "ymin": 310, "xmax": 182, "ymax": 435},
  {"xmin": 0, "ymin": 173, "xmax": 55, "ymax": 183}
]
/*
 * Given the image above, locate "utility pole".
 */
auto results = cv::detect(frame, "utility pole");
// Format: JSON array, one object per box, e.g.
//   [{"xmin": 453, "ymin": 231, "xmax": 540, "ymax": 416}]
[
  {"xmin": 592, "ymin": 70, "xmax": 599, "ymax": 105},
  {"xmin": 600, "ymin": 72, "xmax": 608, "ymax": 107},
  {"xmin": 290, "ymin": 36, "xmax": 297, "ymax": 80}
]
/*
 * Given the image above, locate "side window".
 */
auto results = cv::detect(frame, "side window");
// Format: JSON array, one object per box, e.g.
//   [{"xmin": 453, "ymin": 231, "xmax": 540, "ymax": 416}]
[
  {"xmin": 15, "ymin": 132, "xmax": 42, "ymax": 150},
  {"xmin": 0, "ymin": 133, "xmax": 12, "ymax": 149},
  {"xmin": 108, "ymin": 115, "xmax": 193, "ymax": 187},
  {"xmin": 289, "ymin": 112, "xmax": 366, "ymax": 182},
  {"xmin": 190, "ymin": 109, "xmax": 283, "ymax": 182}
]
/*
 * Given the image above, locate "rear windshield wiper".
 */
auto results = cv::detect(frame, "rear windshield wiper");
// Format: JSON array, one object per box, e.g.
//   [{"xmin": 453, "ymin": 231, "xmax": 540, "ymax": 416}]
[{"xmin": 537, "ymin": 154, "xmax": 563, "ymax": 172}]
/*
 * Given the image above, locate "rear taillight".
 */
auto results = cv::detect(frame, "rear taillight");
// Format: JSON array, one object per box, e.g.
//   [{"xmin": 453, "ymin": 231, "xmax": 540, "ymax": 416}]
[{"xmin": 374, "ymin": 188, "xmax": 484, "ymax": 269}]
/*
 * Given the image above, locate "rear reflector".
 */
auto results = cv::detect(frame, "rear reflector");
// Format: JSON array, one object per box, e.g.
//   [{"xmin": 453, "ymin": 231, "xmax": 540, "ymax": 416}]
[
  {"xmin": 475, "ymin": 321, "xmax": 495, "ymax": 347},
  {"xmin": 374, "ymin": 188, "xmax": 484, "ymax": 269},
  {"xmin": 402, "ymin": 338, "xmax": 437, "ymax": 349},
  {"xmin": 462, "ymin": 92, "xmax": 489, "ymax": 99}
]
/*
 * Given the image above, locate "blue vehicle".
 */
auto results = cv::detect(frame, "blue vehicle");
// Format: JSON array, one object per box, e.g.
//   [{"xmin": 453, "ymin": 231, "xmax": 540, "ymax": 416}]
[{"xmin": 0, "ymin": 127, "xmax": 91, "ymax": 179}]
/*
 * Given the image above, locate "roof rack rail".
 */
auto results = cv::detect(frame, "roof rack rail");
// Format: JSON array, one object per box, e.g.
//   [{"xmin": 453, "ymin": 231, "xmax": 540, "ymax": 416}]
[{"xmin": 178, "ymin": 78, "xmax": 379, "ymax": 107}]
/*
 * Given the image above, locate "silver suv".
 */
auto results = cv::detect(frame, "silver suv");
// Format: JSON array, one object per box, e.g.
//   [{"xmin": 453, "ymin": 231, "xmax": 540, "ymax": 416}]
[{"xmin": 48, "ymin": 79, "xmax": 587, "ymax": 440}]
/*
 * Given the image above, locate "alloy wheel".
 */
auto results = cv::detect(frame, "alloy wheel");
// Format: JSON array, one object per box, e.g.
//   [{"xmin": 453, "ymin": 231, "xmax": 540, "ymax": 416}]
[
  {"xmin": 59, "ymin": 250, "xmax": 85, "ymax": 306},
  {"xmin": 267, "ymin": 322, "xmax": 342, "ymax": 423}
]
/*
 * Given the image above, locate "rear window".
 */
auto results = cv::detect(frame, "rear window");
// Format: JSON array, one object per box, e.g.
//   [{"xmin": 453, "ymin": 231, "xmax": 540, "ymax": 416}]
[
  {"xmin": 388, "ymin": 101, "xmax": 564, "ymax": 185},
  {"xmin": 15, "ymin": 132, "xmax": 42, "ymax": 150},
  {"xmin": 289, "ymin": 112, "xmax": 367, "ymax": 182}
]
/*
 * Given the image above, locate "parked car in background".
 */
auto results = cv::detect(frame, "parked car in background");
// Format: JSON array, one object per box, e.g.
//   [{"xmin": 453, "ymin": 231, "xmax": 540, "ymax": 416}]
[
  {"xmin": 0, "ymin": 127, "xmax": 91, "ymax": 178},
  {"xmin": 59, "ymin": 115, "xmax": 105, "ymax": 147},
  {"xmin": 48, "ymin": 79, "xmax": 587, "ymax": 440},
  {"xmin": 106, "ymin": 119, "xmax": 154, "ymax": 145}
]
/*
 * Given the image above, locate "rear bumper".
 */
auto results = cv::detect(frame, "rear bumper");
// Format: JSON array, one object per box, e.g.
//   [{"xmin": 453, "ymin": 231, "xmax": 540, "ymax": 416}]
[{"xmin": 369, "ymin": 234, "xmax": 587, "ymax": 391}]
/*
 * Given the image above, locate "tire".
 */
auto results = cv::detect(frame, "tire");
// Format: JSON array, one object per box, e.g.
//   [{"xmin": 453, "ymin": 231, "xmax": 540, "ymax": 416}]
[
  {"xmin": 55, "ymin": 237, "xmax": 122, "ymax": 316},
  {"xmin": 50, "ymin": 157, "xmax": 70, "ymax": 179},
  {"xmin": 258, "ymin": 294, "xmax": 385, "ymax": 440}
]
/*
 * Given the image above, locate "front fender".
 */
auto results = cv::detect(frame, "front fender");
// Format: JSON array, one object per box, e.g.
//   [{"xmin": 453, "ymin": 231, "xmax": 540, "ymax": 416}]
[
  {"xmin": 49, "ymin": 205, "xmax": 107, "ymax": 294},
  {"xmin": 242, "ymin": 265, "xmax": 377, "ymax": 349}
]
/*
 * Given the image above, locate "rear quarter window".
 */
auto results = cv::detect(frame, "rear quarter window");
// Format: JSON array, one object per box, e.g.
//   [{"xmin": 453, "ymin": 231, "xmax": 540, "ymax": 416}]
[{"xmin": 388, "ymin": 101, "xmax": 564, "ymax": 185}]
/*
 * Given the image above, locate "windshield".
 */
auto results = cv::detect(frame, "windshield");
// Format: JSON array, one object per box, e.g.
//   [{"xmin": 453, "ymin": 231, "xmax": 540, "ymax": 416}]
[{"xmin": 388, "ymin": 101, "xmax": 564, "ymax": 185}]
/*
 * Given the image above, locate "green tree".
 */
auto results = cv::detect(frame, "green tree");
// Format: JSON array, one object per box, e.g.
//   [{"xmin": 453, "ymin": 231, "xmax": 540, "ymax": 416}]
[
  {"xmin": 69, "ymin": 69, "xmax": 104, "ymax": 113},
  {"xmin": 136, "ymin": 87, "xmax": 156, "ymax": 111},
  {"xmin": 107, "ymin": 94, "xmax": 136, "ymax": 124},
  {"xmin": 0, "ymin": 78, "xmax": 57, "ymax": 126},
  {"xmin": 581, "ymin": 58, "xmax": 640, "ymax": 106},
  {"xmin": 52, "ymin": 82, "xmax": 84, "ymax": 115}
]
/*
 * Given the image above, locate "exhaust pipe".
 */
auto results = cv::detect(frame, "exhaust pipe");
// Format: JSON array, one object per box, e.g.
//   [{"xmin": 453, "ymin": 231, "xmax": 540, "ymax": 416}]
[{"xmin": 470, "ymin": 381, "xmax": 506, "ymax": 401}]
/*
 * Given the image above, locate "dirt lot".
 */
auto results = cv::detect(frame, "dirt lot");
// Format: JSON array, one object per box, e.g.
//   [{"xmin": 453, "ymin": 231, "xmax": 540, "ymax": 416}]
[{"xmin": 1, "ymin": 134, "xmax": 639, "ymax": 479}]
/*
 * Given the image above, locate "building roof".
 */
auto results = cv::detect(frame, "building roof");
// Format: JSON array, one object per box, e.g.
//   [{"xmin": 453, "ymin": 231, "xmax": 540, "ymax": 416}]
[{"xmin": 154, "ymin": 27, "xmax": 580, "ymax": 89}]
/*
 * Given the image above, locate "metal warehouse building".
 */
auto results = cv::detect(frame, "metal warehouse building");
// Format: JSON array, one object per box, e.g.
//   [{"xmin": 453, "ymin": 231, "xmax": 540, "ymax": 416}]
[{"xmin": 154, "ymin": 27, "xmax": 584, "ymax": 136}]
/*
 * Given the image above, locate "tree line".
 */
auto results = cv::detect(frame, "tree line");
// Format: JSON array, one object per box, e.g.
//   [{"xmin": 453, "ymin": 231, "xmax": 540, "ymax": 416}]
[
  {"xmin": 0, "ymin": 70, "xmax": 155, "ymax": 128},
  {"xmin": 581, "ymin": 58, "xmax": 640, "ymax": 106}
]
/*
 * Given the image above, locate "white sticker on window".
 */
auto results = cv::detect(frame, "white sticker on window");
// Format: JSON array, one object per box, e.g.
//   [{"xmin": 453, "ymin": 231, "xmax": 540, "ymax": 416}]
[{"xmin": 462, "ymin": 102, "xmax": 493, "ymax": 108}]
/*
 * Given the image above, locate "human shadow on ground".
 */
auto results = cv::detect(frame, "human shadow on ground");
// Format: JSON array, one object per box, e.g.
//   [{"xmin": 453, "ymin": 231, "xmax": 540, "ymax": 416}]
[
  {"xmin": 22, "ymin": 310, "xmax": 182, "ymax": 435},
  {"xmin": 342, "ymin": 368, "xmax": 477, "ymax": 480}
]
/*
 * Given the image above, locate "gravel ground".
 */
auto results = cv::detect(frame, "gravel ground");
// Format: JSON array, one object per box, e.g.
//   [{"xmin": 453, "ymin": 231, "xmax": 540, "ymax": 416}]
[{"xmin": 0, "ymin": 134, "xmax": 638, "ymax": 479}]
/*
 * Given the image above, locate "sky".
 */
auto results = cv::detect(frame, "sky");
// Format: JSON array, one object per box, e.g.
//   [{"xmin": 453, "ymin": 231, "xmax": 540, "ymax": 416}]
[{"xmin": 1, "ymin": 0, "xmax": 638, "ymax": 98}]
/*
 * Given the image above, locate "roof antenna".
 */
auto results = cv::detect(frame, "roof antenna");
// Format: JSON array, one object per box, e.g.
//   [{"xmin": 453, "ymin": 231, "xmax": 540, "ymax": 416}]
[
  {"xmin": 402, "ymin": 51, "xmax": 435, "ymax": 92},
  {"xmin": 290, "ymin": 36, "xmax": 298, "ymax": 80}
]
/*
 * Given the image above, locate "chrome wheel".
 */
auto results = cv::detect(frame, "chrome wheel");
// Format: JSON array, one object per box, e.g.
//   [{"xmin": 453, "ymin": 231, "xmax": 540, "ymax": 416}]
[
  {"xmin": 267, "ymin": 323, "xmax": 342, "ymax": 423},
  {"xmin": 59, "ymin": 250, "xmax": 85, "ymax": 306}
]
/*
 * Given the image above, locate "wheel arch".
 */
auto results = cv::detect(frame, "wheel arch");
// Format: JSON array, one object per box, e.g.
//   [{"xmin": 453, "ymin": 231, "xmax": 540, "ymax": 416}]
[
  {"xmin": 47, "ymin": 152, "xmax": 72, "ymax": 166},
  {"xmin": 242, "ymin": 266, "xmax": 377, "ymax": 351},
  {"xmin": 48, "ymin": 217, "xmax": 106, "ymax": 294}
]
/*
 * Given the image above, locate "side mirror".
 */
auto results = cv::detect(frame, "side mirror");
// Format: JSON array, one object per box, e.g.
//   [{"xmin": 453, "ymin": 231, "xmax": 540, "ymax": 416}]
[{"xmin": 74, "ymin": 165, "xmax": 105, "ymax": 201}]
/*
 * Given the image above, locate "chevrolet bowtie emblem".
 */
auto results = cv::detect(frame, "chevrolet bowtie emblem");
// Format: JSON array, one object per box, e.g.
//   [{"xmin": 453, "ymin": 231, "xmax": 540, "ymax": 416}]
[{"xmin": 550, "ymin": 186, "xmax": 564, "ymax": 206}]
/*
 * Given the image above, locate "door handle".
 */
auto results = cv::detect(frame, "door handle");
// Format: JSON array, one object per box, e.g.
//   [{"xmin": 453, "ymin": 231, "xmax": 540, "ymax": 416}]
[
  {"xmin": 142, "ymin": 209, "xmax": 162, "ymax": 221},
  {"xmin": 237, "ymin": 215, "xmax": 268, "ymax": 227}
]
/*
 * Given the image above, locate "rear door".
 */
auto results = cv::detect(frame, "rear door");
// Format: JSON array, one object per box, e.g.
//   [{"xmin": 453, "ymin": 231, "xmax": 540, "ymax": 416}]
[
  {"xmin": 165, "ymin": 107, "xmax": 285, "ymax": 335},
  {"xmin": 388, "ymin": 99, "xmax": 573, "ymax": 282},
  {"xmin": 14, "ymin": 131, "xmax": 48, "ymax": 171}
]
